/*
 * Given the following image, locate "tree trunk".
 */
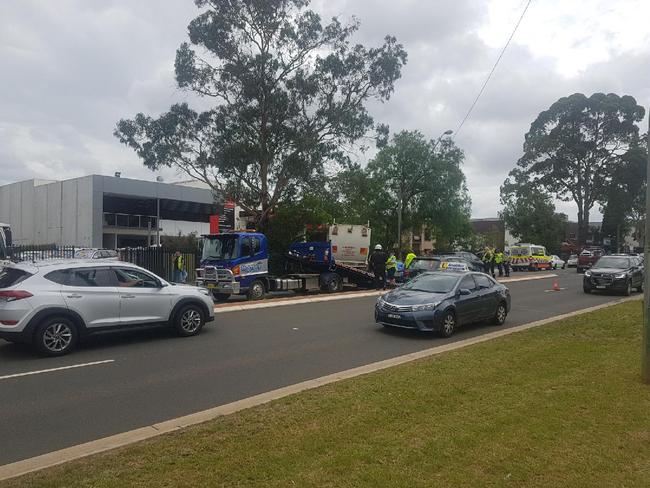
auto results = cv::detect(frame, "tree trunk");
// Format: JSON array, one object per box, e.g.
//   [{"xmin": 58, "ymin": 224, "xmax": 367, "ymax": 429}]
[{"xmin": 577, "ymin": 207, "xmax": 590, "ymax": 247}]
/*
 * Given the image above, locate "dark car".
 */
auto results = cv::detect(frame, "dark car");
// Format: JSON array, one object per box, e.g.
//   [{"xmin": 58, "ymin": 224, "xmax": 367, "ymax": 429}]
[
  {"xmin": 375, "ymin": 271, "xmax": 511, "ymax": 337},
  {"xmin": 438, "ymin": 254, "xmax": 483, "ymax": 272},
  {"xmin": 445, "ymin": 251, "xmax": 484, "ymax": 271},
  {"xmin": 583, "ymin": 255, "xmax": 644, "ymax": 295},
  {"xmin": 402, "ymin": 257, "xmax": 442, "ymax": 282}
]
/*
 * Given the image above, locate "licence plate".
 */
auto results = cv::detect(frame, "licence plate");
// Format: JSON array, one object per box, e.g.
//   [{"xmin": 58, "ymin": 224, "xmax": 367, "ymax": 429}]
[
  {"xmin": 596, "ymin": 285, "xmax": 606, "ymax": 289},
  {"xmin": 387, "ymin": 313, "xmax": 401, "ymax": 319}
]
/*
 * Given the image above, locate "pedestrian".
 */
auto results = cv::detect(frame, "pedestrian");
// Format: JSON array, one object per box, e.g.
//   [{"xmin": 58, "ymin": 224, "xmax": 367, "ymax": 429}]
[
  {"xmin": 482, "ymin": 247, "xmax": 493, "ymax": 274},
  {"xmin": 489, "ymin": 249, "xmax": 496, "ymax": 278},
  {"xmin": 504, "ymin": 252, "xmax": 511, "ymax": 277},
  {"xmin": 173, "ymin": 251, "xmax": 186, "ymax": 283},
  {"xmin": 386, "ymin": 250, "xmax": 398, "ymax": 287},
  {"xmin": 368, "ymin": 244, "xmax": 389, "ymax": 290},
  {"xmin": 404, "ymin": 249, "xmax": 417, "ymax": 269},
  {"xmin": 495, "ymin": 249, "xmax": 504, "ymax": 277}
]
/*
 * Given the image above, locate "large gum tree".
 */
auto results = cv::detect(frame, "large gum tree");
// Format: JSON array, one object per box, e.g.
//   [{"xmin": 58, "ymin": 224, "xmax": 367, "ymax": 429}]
[
  {"xmin": 505, "ymin": 93, "xmax": 645, "ymax": 245},
  {"xmin": 115, "ymin": 0, "xmax": 407, "ymax": 228}
]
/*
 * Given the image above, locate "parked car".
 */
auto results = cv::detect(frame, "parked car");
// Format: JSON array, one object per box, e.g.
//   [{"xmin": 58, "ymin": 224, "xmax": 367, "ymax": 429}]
[
  {"xmin": 577, "ymin": 248, "xmax": 605, "ymax": 273},
  {"xmin": 566, "ymin": 254, "xmax": 578, "ymax": 268},
  {"xmin": 549, "ymin": 255, "xmax": 566, "ymax": 269},
  {"xmin": 0, "ymin": 260, "xmax": 214, "ymax": 356},
  {"xmin": 375, "ymin": 271, "xmax": 511, "ymax": 337},
  {"xmin": 402, "ymin": 257, "xmax": 442, "ymax": 281},
  {"xmin": 74, "ymin": 249, "xmax": 119, "ymax": 260},
  {"xmin": 437, "ymin": 254, "xmax": 483, "ymax": 272},
  {"xmin": 445, "ymin": 251, "xmax": 484, "ymax": 271},
  {"xmin": 583, "ymin": 255, "xmax": 644, "ymax": 295}
]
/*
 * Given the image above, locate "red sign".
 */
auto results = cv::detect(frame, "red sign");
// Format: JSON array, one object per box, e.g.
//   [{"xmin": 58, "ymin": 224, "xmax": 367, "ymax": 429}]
[{"xmin": 209, "ymin": 215, "xmax": 220, "ymax": 234}]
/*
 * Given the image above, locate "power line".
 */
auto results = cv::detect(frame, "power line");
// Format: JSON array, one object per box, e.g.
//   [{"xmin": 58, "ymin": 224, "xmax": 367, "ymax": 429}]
[{"xmin": 454, "ymin": 0, "xmax": 533, "ymax": 139}]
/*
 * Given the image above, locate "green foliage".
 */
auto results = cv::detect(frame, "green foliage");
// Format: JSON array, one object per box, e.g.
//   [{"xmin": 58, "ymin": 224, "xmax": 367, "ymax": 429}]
[
  {"xmin": 500, "ymin": 179, "xmax": 568, "ymax": 254},
  {"xmin": 508, "ymin": 92, "xmax": 645, "ymax": 244},
  {"xmin": 600, "ymin": 134, "xmax": 647, "ymax": 247},
  {"xmin": 115, "ymin": 0, "xmax": 407, "ymax": 227},
  {"xmin": 363, "ymin": 130, "xmax": 471, "ymax": 252}
]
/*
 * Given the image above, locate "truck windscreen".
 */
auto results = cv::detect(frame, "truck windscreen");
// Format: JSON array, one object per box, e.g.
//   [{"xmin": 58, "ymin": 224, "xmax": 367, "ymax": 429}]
[{"xmin": 202, "ymin": 236, "xmax": 239, "ymax": 261}]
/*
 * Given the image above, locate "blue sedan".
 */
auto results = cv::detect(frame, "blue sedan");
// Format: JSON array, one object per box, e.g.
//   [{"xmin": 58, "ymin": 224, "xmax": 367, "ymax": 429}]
[{"xmin": 375, "ymin": 271, "xmax": 511, "ymax": 337}]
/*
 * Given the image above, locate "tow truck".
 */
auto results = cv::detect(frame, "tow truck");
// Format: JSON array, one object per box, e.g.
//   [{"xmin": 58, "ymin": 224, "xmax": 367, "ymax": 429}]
[
  {"xmin": 0, "ymin": 223, "xmax": 12, "ymax": 267},
  {"xmin": 196, "ymin": 230, "xmax": 376, "ymax": 301}
]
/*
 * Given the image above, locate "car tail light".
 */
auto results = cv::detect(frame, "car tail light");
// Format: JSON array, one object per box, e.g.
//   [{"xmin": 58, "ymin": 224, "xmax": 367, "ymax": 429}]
[
  {"xmin": 0, "ymin": 290, "xmax": 33, "ymax": 302},
  {"xmin": 0, "ymin": 320, "xmax": 18, "ymax": 325}
]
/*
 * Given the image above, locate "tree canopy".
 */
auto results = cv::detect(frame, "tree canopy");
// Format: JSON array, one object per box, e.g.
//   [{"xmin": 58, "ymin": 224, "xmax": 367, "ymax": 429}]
[
  {"xmin": 114, "ymin": 0, "xmax": 407, "ymax": 228},
  {"xmin": 505, "ymin": 93, "xmax": 645, "ymax": 245}
]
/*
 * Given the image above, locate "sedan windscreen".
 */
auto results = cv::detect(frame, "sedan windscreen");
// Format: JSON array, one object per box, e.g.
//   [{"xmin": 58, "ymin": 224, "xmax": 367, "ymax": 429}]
[
  {"xmin": 401, "ymin": 273, "xmax": 459, "ymax": 293},
  {"xmin": 595, "ymin": 257, "xmax": 631, "ymax": 269},
  {"xmin": 410, "ymin": 260, "xmax": 440, "ymax": 271}
]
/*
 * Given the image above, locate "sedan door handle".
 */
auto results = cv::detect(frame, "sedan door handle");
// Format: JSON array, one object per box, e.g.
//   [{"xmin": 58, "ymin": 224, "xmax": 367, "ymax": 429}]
[
  {"xmin": 121, "ymin": 295, "xmax": 136, "ymax": 299},
  {"xmin": 66, "ymin": 294, "xmax": 82, "ymax": 299}
]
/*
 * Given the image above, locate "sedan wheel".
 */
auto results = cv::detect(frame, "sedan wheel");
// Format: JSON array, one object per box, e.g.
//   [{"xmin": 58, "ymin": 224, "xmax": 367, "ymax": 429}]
[
  {"xmin": 493, "ymin": 303, "xmax": 507, "ymax": 326},
  {"xmin": 439, "ymin": 311, "xmax": 456, "ymax": 338},
  {"xmin": 35, "ymin": 317, "xmax": 78, "ymax": 356},
  {"xmin": 174, "ymin": 305, "xmax": 205, "ymax": 337}
]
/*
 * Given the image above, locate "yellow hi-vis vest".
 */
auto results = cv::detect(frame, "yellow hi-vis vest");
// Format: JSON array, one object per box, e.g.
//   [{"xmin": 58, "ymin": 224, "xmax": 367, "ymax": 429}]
[{"xmin": 405, "ymin": 253, "xmax": 416, "ymax": 268}]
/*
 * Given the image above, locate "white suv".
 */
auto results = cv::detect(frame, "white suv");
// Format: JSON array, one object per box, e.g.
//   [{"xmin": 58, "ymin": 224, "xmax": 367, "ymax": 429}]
[{"xmin": 0, "ymin": 260, "xmax": 215, "ymax": 356}]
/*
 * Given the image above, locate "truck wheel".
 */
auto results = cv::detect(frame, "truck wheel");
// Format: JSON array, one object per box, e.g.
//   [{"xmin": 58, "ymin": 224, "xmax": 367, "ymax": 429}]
[
  {"xmin": 320, "ymin": 273, "xmax": 343, "ymax": 293},
  {"xmin": 247, "ymin": 280, "xmax": 266, "ymax": 301},
  {"xmin": 212, "ymin": 292, "xmax": 230, "ymax": 302}
]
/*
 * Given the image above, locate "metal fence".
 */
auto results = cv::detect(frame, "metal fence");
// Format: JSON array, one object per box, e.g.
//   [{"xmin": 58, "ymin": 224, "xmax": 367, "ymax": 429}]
[
  {"xmin": 118, "ymin": 248, "xmax": 200, "ymax": 283},
  {"xmin": 8, "ymin": 245, "xmax": 78, "ymax": 261},
  {"xmin": 7, "ymin": 245, "xmax": 200, "ymax": 284}
]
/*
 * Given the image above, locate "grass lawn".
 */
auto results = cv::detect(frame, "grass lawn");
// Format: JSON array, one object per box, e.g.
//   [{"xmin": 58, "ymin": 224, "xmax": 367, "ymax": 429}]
[{"xmin": 4, "ymin": 301, "xmax": 650, "ymax": 488}]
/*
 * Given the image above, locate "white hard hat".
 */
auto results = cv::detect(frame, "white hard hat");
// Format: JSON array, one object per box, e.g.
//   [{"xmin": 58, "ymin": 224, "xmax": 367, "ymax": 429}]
[{"xmin": 374, "ymin": 244, "xmax": 383, "ymax": 250}]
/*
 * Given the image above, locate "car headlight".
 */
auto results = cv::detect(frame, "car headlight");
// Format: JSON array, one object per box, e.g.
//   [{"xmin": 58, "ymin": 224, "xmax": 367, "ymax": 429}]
[
  {"xmin": 412, "ymin": 301, "xmax": 440, "ymax": 312},
  {"xmin": 585, "ymin": 271, "xmax": 592, "ymax": 277},
  {"xmin": 614, "ymin": 273, "xmax": 627, "ymax": 279}
]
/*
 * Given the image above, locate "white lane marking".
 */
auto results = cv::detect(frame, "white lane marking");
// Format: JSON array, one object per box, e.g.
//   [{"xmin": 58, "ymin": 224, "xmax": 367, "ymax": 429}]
[{"xmin": 0, "ymin": 360, "xmax": 115, "ymax": 381}]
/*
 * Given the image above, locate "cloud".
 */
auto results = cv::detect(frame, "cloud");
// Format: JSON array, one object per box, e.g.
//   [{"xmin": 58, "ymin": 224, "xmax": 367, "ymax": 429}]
[{"xmin": 0, "ymin": 0, "xmax": 648, "ymax": 223}]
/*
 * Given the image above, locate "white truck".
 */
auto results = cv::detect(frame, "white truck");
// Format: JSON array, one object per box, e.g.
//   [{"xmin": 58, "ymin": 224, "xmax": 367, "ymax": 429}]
[
  {"xmin": 328, "ymin": 223, "xmax": 371, "ymax": 269},
  {"xmin": 0, "ymin": 223, "xmax": 12, "ymax": 267}
]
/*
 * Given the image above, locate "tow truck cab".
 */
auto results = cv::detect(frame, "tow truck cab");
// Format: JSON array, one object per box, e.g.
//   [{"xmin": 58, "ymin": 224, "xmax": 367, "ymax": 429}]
[{"xmin": 196, "ymin": 232, "xmax": 268, "ymax": 297}]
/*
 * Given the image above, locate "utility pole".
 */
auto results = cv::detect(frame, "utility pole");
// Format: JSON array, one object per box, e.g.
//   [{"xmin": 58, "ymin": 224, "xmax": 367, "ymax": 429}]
[
  {"xmin": 397, "ymin": 192, "xmax": 403, "ymax": 259},
  {"xmin": 641, "ymin": 116, "xmax": 650, "ymax": 384}
]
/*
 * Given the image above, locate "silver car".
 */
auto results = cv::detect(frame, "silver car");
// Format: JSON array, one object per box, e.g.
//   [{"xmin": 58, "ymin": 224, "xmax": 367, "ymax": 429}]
[{"xmin": 0, "ymin": 260, "xmax": 215, "ymax": 356}]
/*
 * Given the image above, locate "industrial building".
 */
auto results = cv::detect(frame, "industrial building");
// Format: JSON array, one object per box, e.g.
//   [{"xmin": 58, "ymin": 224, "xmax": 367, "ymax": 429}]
[{"xmin": 0, "ymin": 175, "xmax": 222, "ymax": 248}]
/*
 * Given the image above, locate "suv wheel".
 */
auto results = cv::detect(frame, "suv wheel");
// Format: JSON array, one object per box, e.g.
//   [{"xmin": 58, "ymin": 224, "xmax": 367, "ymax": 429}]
[
  {"xmin": 34, "ymin": 317, "xmax": 78, "ymax": 356},
  {"xmin": 624, "ymin": 280, "xmax": 632, "ymax": 297},
  {"xmin": 174, "ymin": 304, "xmax": 205, "ymax": 337}
]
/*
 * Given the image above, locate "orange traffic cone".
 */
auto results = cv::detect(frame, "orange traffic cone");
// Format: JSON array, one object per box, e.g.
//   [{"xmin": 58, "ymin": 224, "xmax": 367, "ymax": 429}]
[{"xmin": 552, "ymin": 280, "xmax": 561, "ymax": 292}]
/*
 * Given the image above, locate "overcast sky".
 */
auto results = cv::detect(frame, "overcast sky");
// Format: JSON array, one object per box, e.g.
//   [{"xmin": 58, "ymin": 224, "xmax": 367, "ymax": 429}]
[{"xmin": 1, "ymin": 0, "xmax": 648, "ymax": 221}]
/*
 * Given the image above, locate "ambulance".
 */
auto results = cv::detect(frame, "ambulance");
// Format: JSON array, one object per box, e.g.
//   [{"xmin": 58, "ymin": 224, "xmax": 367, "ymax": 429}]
[{"xmin": 508, "ymin": 243, "xmax": 552, "ymax": 271}]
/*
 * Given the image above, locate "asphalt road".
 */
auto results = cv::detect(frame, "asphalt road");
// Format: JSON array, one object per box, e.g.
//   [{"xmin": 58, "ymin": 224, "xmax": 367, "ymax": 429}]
[{"xmin": 0, "ymin": 269, "xmax": 634, "ymax": 465}]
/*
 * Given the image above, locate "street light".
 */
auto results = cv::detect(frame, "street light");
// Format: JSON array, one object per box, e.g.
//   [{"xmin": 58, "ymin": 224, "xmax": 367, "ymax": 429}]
[{"xmin": 432, "ymin": 129, "xmax": 454, "ymax": 152}]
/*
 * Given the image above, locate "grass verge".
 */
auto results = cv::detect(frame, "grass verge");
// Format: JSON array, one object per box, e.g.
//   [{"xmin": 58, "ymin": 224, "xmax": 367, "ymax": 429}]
[{"xmin": 4, "ymin": 301, "xmax": 650, "ymax": 488}]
